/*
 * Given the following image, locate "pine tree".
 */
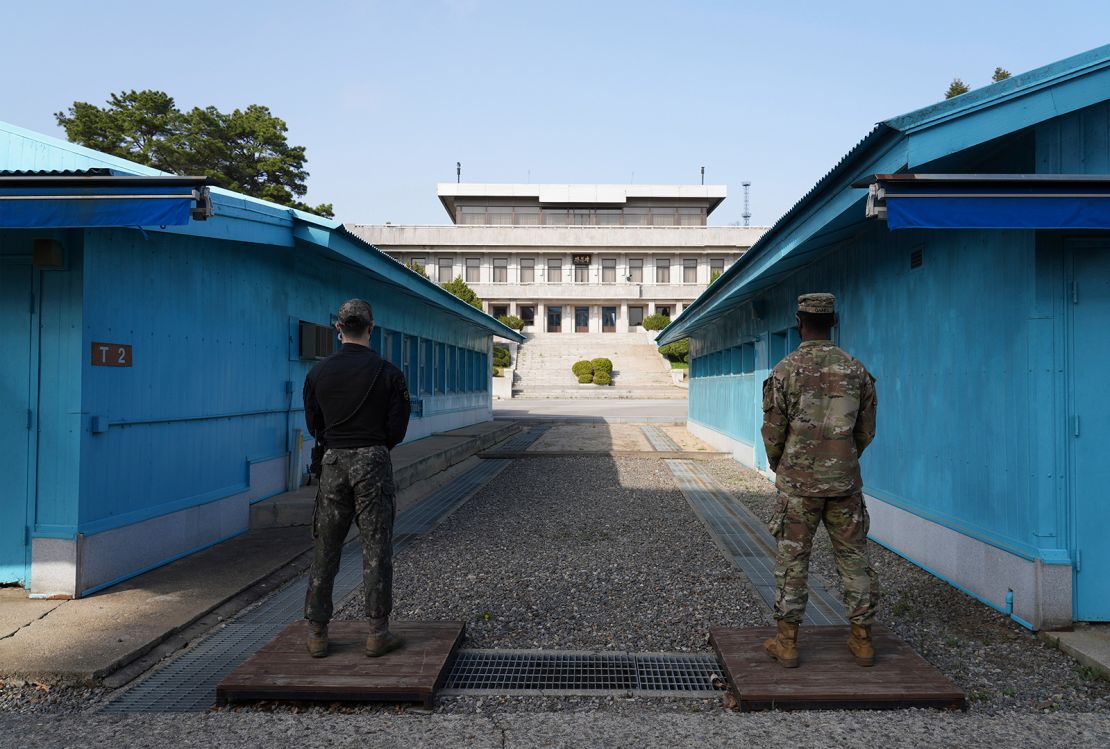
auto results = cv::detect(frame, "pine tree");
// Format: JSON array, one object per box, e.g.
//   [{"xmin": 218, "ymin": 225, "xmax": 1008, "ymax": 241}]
[{"xmin": 945, "ymin": 78, "xmax": 970, "ymax": 99}]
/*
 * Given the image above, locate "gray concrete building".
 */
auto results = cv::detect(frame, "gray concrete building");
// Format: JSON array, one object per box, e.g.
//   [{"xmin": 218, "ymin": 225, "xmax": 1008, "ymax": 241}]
[{"xmin": 349, "ymin": 183, "xmax": 765, "ymax": 334}]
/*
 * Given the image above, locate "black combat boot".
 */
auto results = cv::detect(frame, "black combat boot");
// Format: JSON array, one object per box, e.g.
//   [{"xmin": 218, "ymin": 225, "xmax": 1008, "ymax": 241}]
[
  {"xmin": 306, "ymin": 621, "xmax": 328, "ymax": 658},
  {"xmin": 365, "ymin": 616, "xmax": 404, "ymax": 657}
]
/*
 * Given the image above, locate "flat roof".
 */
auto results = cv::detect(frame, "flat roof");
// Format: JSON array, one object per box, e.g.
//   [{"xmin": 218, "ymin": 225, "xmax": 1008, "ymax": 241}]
[{"xmin": 437, "ymin": 183, "xmax": 728, "ymax": 219}]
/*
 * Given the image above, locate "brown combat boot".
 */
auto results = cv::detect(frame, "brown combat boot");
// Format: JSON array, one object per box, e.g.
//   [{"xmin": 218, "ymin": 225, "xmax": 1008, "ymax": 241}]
[
  {"xmin": 763, "ymin": 620, "xmax": 799, "ymax": 668},
  {"xmin": 847, "ymin": 623, "xmax": 875, "ymax": 666},
  {"xmin": 306, "ymin": 621, "xmax": 328, "ymax": 658},
  {"xmin": 365, "ymin": 616, "xmax": 405, "ymax": 658}
]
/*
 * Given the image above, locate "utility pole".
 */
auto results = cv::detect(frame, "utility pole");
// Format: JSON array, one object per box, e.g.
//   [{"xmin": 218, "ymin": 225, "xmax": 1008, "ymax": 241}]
[
  {"xmin": 456, "ymin": 162, "xmax": 461, "ymax": 183},
  {"xmin": 700, "ymin": 166, "xmax": 705, "ymax": 185},
  {"xmin": 742, "ymin": 181, "xmax": 752, "ymax": 227}
]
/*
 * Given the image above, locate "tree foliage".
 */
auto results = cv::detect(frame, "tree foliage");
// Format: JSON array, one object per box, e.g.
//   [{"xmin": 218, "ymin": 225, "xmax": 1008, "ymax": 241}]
[
  {"xmin": 992, "ymin": 67, "xmax": 1012, "ymax": 82},
  {"xmin": 408, "ymin": 262, "xmax": 430, "ymax": 279},
  {"xmin": 944, "ymin": 78, "xmax": 970, "ymax": 99},
  {"xmin": 441, "ymin": 276, "xmax": 483, "ymax": 309},
  {"xmin": 56, "ymin": 90, "xmax": 333, "ymax": 217}
]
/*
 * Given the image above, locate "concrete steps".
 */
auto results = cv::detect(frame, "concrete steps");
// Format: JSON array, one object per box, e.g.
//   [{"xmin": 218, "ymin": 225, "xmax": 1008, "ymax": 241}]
[{"xmin": 512, "ymin": 332, "xmax": 684, "ymax": 400}]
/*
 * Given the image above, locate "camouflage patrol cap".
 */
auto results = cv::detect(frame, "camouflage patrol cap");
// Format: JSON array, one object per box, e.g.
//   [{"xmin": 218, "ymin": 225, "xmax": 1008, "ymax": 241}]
[
  {"xmin": 797, "ymin": 293, "xmax": 835, "ymax": 314},
  {"xmin": 337, "ymin": 299, "xmax": 374, "ymax": 328}
]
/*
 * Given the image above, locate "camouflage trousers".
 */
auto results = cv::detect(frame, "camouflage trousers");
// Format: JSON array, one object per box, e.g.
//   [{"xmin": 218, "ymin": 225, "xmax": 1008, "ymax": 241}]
[
  {"xmin": 769, "ymin": 491, "xmax": 879, "ymax": 626},
  {"xmin": 304, "ymin": 446, "xmax": 396, "ymax": 624}
]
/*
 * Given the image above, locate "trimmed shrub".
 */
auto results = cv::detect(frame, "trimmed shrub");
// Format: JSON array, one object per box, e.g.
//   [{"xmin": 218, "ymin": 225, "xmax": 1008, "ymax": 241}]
[
  {"xmin": 492, "ymin": 366, "xmax": 504, "ymax": 377},
  {"xmin": 497, "ymin": 314, "xmax": 525, "ymax": 331},
  {"xmin": 593, "ymin": 371, "xmax": 613, "ymax": 386},
  {"xmin": 492, "ymin": 345, "xmax": 511, "ymax": 368},
  {"xmin": 571, "ymin": 360, "xmax": 593, "ymax": 377},
  {"xmin": 577, "ymin": 374, "xmax": 593, "ymax": 384},
  {"xmin": 658, "ymin": 338, "xmax": 689, "ymax": 362},
  {"xmin": 642, "ymin": 313, "xmax": 671, "ymax": 331},
  {"xmin": 590, "ymin": 357, "xmax": 613, "ymax": 375}
]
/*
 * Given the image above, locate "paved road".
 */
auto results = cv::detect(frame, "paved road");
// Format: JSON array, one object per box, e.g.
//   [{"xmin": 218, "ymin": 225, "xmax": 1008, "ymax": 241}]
[{"xmin": 494, "ymin": 398, "xmax": 688, "ymax": 422}]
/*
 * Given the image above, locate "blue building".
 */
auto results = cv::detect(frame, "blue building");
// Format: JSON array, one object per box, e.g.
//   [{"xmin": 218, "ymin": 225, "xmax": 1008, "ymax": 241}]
[
  {"xmin": 0, "ymin": 121, "xmax": 521, "ymax": 598},
  {"xmin": 659, "ymin": 45, "xmax": 1110, "ymax": 629}
]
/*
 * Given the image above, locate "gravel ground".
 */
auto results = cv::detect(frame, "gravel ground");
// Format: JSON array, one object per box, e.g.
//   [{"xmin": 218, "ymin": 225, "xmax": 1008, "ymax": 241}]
[
  {"xmin": 336, "ymin": 455, "xmax": 768, "ymax": 650},
  {"xmin": 4, "ymin": 449, "xmax": 1108, "ymax": 747},
  {"xmin": 3, "ymin": 708, "xmax": 1110, "ymax": 748},
  {"xmin": 703, "ymin": 458, "xmax": 1110, "ymax": 715}
]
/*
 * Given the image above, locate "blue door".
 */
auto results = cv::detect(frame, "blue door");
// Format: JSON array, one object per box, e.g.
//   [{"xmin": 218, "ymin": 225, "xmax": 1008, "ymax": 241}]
[
  {"xmin": 1071, "ymin": 243, "xmax": 1110, "ymax": 621},
  {"xmin": 0, "ymin": 260, "xmax": 33, "ymax": 585}
]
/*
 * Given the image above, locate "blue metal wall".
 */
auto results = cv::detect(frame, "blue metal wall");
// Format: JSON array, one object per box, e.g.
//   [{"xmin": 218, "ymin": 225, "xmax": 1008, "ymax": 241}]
[
  {"xmin": 689, "ymin": 222, "xmax": 1064, "ymax": 563},
  {"xmin": 74, "ymin": 227, "xmax": 492, "ymax": 535}
]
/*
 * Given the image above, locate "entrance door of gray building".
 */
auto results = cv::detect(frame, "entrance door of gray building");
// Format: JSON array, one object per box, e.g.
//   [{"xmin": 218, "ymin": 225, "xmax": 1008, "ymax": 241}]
[
  {"xmin": 1069, "ymin": 240, "xmax": 1110, "ymax": 621},
  {"xmin": 0, "ymin": 257, "xmax": 33, "ymax": 585},
  {"xmin": 574, "ymin": 307, "xmax": 589, "ymax": 333},
  {"xmin": 547, "ymin": 305, "xmax": 562, "ymax": 333},
  {"xmin": 602, "ymin": 306, "xmax": 617, "ymax": 332}
]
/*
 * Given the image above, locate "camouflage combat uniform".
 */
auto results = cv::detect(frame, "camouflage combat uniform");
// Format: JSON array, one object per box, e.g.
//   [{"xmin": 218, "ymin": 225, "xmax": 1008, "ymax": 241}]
[
  {"xmin": 304, "ymin": 446, "xmax": 397, "ymax": 623},
  {"xmin": 761, "ymin": 333, "xmax": 880, "ymax": 626}
]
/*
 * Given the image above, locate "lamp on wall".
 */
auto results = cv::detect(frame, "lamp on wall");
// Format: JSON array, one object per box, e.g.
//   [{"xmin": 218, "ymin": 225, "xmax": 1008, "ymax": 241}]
[{"xmin": 33, "ymin": 238, "xmax": 65, "ymax": 270}]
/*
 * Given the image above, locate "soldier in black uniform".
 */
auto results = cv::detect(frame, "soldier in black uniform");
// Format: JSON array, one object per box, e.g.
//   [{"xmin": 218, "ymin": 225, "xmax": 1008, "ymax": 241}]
[{"xmin": 302, "ymin": 299, "xmax": 410, "ymax": 658}]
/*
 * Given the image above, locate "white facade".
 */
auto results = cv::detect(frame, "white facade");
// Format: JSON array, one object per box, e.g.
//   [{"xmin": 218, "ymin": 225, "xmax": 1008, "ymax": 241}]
[{"xmin": 348, "ymin": 184, "xmax": 766, "ymax": 335}]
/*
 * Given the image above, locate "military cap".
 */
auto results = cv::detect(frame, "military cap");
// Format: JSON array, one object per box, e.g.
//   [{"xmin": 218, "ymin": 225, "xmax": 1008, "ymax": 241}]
[
  {"xmin": 797, "ymin": 293, "xmax": 835, "ymax": 314},
  {"xmin": 337, "ymin": 298, "xmax": 374, "ymax": 327}
]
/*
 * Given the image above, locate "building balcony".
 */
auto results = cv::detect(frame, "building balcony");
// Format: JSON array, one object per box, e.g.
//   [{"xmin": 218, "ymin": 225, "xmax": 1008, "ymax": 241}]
[
  {"xmin": 470, "ymin": 282, "xmax": 703, "ymax": 301},
  {"xmin": 349, "ymin": 223, "xmax": 766, "ymax": 250}
]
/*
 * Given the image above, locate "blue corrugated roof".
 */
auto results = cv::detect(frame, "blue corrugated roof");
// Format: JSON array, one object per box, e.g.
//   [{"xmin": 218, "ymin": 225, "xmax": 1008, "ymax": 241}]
[
  {"xmin": 658, "ymin": 43, "xmax": 1110, "ymax": 345},
  {"xmin": 0, "ymin": 119, "xmax": 520, "ymax": 342}
]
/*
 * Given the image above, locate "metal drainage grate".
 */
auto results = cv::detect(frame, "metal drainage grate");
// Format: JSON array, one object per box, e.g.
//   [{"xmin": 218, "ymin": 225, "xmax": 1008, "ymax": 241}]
[
  {"xmin": 641, "ymin": 425, "xmax": 681, "ymax": 452},
  {"xmin": 665, "ymin": 459, "xmax": 847, "ymax": 626},
  {"xmin": 489, "ymin": 426, "xmax": 549, "ymax": 453},
  {"xmin": 441, "ymin": 650, "xmax": 725, "ymax": 697},
  {"xmin": 104, "ymin": 458, "xmax": 511, "ymax": 713}
]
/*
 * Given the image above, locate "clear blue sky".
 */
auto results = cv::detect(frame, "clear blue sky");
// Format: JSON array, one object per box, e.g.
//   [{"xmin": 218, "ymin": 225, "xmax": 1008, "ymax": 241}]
[{"xmin": 4, "ymin": 1, "xmax": 1108, "ymax": 226}]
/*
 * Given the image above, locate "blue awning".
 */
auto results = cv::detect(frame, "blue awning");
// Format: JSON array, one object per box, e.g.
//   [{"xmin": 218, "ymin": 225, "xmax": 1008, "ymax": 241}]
[
  {"xmin": 863, "ymin": 174, "xmax": 1110, "ymax": 230},
  {"xmin": 0, "ymin": 174, "xmax": 209, "ymax": 228}
]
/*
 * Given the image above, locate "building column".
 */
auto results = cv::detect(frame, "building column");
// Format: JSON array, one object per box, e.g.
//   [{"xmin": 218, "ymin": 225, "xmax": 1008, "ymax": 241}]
[
  {"xmin": 536, "ymin": 302, "xmax": 546, "ymax": 335},
  {"xmin": 619, "ymin": 301, "xmax": 629, "ymax": 333},
  {"xmin": 648, "ymin": 301, "xmax": 656, "ymax": 317},
  {"xmin": 509, "ymin": 301, "xmax": 518, "ymax": 317}
]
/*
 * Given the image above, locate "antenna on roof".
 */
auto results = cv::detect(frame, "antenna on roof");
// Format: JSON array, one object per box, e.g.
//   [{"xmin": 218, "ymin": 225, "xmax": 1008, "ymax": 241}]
[
  {"xmin": 701, "ymin": 166, "xmax": 705, "ymax": 185},
  {"xmin": 456, "ymin": 162, "xmax": 461, "ymax": 183},
  {"xmin": 742, "ymin": 181, "xmax": 752, "ymax": 227}
]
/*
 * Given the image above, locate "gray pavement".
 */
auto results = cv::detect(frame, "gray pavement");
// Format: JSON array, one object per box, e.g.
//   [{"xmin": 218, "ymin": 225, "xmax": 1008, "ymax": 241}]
[{"xmin": 494, "ymin": 398, "xmax": 687, "ymax": 422}]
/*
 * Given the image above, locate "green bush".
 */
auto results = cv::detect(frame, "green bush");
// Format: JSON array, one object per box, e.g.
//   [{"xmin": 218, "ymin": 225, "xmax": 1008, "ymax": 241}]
[
  {"xmin": 593, "ymin": 371, "xmax": 613, "ymax": 386},
  {"xmin": 577, "ymin": 374, "xmax": 593, "ymax": 384},
  {"xmin": 571, "ymin": 360, "xmax": 593, "ymax": 377},
  {"xmin": 492, "ymin": 345, "xmax": 511, "ymax": 368},
  {"xmin": 492, "ymin": 366, "xmax": 504, "ymax": 377},
  {"xmin": 591, "ymin": 357, "xmax": 613, "ymax": 375},
  {"xmin": 497, "ymin": 314, "xmax": 525, "ymax": 331},
  {"xmin": 643, "ymin": 313, "xmax": 671, "ymax": 331},
  {"xmin": 658, "ymin": 338, "xmax": 689, "ymax": 362}
]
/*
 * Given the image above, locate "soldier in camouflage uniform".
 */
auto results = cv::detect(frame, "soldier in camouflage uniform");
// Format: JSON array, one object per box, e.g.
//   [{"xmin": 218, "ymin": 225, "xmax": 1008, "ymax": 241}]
[
  {"xmin": 760, "ymin": 293, "xmax": 879, "ymax": 668},
  {"xmin": 302, "ymin": 299, "xmax": 411, "ymax": 658}
]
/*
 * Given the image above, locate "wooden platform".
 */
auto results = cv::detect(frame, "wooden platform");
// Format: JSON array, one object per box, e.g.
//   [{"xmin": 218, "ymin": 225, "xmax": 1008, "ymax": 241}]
[
  {"xmin": 217, "ymin": 620, "xmax": 465, "ymax": 707},
  {"xmin": 710, "ymin": 625, "xmax": 966, "ymax": 711}
]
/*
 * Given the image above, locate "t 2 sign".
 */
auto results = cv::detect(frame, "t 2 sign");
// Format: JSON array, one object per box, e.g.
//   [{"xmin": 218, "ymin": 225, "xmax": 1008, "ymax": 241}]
[{"xmin": 91, "ymin": 342, "xmax": 133, "ymax": 367}]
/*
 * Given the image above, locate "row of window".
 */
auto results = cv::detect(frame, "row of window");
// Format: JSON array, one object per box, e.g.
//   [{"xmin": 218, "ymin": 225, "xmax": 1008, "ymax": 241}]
[
  {"xmin": 411, "ymin": 256, "xmax": 726, "ymax": 285},
  {"xmin": 489, "ymin": 304, "xmax": 673, "ymax": 329},
  {"xmin": 456, "ymin": 205, "xmax": 706, "ymax": 226},
  {"xmin": 297, "ymin": 320, "xmax": 491, "ymax": 397},
  {"xmin": 378, "ymin": 328, "xmax": 488, "ymax": 397},
  {"xmin": 690, "ymin": 343, "xmax": 757, "ymax": 378}
]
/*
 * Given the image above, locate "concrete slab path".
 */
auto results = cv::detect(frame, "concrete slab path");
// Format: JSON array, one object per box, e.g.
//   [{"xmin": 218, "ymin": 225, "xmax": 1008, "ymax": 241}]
[{"xmin": 495, "ymin": 399, "xmax": 687, "ymax": 423}]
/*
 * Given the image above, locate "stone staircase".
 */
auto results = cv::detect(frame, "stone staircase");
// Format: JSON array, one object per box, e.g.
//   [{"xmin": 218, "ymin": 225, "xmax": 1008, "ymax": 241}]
[{"xmin": 511, "ymin": 332, "xmax": 686, "ymax": 399}]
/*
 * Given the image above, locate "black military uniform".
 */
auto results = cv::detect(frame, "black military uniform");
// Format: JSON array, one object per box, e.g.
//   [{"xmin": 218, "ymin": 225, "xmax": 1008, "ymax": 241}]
[{"xmin": 302, "ymin": 300, "xmax": 410, "ymax": 657}]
